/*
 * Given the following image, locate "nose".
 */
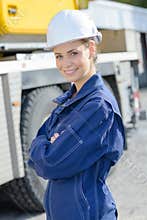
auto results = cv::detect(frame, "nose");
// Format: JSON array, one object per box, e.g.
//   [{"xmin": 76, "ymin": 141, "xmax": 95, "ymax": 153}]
[{"xmin": 62, "ymin": 56, "xmax": 72, "ymax": 68}]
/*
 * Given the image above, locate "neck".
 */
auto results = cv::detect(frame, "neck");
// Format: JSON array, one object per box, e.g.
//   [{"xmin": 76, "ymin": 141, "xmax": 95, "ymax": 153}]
[{"xmin": 75, "ymin": 65, "xmax": 96, "ymax": 93}]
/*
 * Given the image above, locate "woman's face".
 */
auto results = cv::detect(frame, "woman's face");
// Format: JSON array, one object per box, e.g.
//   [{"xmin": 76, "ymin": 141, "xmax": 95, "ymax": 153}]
[{"xmin": 53, "ymin": 40, "xmax": 94, "ymax": 83}]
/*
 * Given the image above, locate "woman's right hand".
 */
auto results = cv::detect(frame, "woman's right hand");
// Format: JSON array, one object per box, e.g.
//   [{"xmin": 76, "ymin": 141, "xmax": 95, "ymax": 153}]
[
  {"xmin": 50, "ymin": 130, "xmax": 65, "ymax": 143},
  {"xmin": 50, "ymin": 133, "xmax": 60, "ymax": 143}
]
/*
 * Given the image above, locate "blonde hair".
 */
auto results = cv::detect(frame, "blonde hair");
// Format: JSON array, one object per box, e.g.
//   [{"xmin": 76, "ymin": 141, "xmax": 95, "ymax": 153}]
[{"xmin": 80, "ymin": 37, "xmax": 98, "ymax": 63}]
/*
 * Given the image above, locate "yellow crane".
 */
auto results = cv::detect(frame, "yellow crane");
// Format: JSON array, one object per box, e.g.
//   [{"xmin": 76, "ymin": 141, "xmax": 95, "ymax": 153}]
[{"xmin": 0, "ymin": 0, "xmax": 77, "ymax": 34}]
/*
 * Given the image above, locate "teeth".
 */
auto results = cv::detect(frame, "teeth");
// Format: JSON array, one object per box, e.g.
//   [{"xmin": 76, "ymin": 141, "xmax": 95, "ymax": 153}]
[{"xmin": 65, "ymin": 70, "xmax": 75, "ymax": 74}]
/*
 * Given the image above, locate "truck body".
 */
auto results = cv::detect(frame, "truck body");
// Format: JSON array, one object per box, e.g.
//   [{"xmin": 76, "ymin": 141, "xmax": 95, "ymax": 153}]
[{"xmin": 0, "ymin": 0, "xmax": 147, "ymax": 212}]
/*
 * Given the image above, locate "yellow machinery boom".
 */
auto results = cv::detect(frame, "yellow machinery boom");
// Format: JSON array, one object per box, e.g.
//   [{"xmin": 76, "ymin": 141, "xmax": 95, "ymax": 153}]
[{"xmin": 0, "ymin": 0, "xmax": 77, "ymax": 35}]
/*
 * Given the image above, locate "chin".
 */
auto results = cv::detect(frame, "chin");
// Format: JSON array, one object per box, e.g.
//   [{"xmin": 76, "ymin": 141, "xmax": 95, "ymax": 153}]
[{"xmin": 63, "ymin": 75, "xmax": 78, "ymax": 82}]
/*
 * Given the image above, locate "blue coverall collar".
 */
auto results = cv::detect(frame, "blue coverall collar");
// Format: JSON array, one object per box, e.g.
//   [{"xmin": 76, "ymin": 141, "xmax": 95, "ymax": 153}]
[{"xmin": 52, "ymin": 73, "xmax": 103, "ymax": 106}]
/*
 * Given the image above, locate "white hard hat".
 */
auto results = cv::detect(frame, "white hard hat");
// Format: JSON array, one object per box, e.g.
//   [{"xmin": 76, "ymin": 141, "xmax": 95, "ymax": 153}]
[{"xmin": 46, "ymin": 9, "xmax": 102, "ymax": 51}]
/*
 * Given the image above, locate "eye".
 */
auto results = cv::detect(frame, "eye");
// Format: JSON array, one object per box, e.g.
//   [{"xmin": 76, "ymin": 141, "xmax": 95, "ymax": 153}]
[
  {"xmin": 70, "ymin": 51, "xmax": 78, "ymax": 56},
  {"xmin": 55, "ymin": 55, "xmax": 63, "ymax": 60}
]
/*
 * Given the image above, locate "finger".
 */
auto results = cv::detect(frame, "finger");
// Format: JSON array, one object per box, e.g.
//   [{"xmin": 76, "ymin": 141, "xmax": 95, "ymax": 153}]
[
  {"xmin": 50, "ymin": 133, "xmax": 60, "ymax": 143},
  {"xmin": 54, "ymin": 133, "xmax": 60, "ymax": 138},
  {"xmin": 50, "ymin": 136, "xmax": 56, "ymax": 143}
]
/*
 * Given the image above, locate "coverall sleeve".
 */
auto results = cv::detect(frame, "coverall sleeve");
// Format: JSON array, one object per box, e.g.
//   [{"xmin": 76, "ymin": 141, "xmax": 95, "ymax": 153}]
[{"xmin": 28, "ymin": 99, "xmax": 124, "ymax": 179}]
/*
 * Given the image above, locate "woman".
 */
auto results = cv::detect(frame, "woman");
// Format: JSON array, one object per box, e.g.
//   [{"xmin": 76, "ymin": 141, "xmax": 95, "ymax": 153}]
[{"xmin": 28, "ymin": 10, "xmax": 125, "ymax": 220}]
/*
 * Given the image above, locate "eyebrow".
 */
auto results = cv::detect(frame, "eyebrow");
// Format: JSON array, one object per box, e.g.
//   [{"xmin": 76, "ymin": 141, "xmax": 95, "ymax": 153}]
[{"xmin": 54, "ymin": 49, "xmax": 77, "ymax": 55}]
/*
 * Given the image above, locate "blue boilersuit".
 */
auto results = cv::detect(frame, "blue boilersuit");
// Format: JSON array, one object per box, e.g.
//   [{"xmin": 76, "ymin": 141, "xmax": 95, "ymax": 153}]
[{"xmin": 28, "ymin": 73, "xmax": 125, "ymax": 220}]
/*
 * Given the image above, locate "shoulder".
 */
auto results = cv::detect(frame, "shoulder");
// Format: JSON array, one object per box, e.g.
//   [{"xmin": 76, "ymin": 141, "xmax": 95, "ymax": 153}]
[{"xmin": 79, "ymin": 96, "xmax": 113, "ymax": 120}]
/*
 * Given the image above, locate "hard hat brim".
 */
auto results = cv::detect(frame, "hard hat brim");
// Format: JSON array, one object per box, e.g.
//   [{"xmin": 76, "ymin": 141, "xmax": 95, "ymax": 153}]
[{"xmin": 44, "ymin": 33, "xmax": 102, "ymax": 51}]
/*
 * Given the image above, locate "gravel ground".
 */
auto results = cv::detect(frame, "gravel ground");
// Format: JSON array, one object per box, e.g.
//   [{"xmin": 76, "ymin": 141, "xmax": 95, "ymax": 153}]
[{"xmin": 107, "ymin": 88, "xmax": 147, "ymax": 220}]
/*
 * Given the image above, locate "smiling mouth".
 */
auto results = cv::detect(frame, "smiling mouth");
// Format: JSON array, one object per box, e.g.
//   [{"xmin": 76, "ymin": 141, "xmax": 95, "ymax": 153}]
[{"xmin": 64, "ymin": 69, "xmax": 78, "ymax": 75}]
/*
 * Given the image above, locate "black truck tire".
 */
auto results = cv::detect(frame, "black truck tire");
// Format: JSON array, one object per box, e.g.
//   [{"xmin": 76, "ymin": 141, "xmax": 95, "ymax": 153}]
[{"xmin": 3, "ymin": 86, "xmax": 63, "ymax": 212}]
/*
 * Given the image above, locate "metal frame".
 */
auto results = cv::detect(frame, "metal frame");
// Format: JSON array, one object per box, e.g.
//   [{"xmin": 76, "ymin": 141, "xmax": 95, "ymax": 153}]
[
  {"xmin": 0, "ymin": 71, "xmax": 24, "ymax": 184},
  {"xmin": 0, "ymin": 51, "xmax": 138, "ymax": 73},
  {"xmin": 1, "ymin": 74, "xmax": 20, "ymax": 177}
]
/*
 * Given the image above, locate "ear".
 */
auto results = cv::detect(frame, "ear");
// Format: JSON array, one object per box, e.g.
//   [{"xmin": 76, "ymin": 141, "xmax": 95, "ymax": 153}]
[{"xmin": 88, "ymin": 40, "xmax": 96, "ymax": 59}]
